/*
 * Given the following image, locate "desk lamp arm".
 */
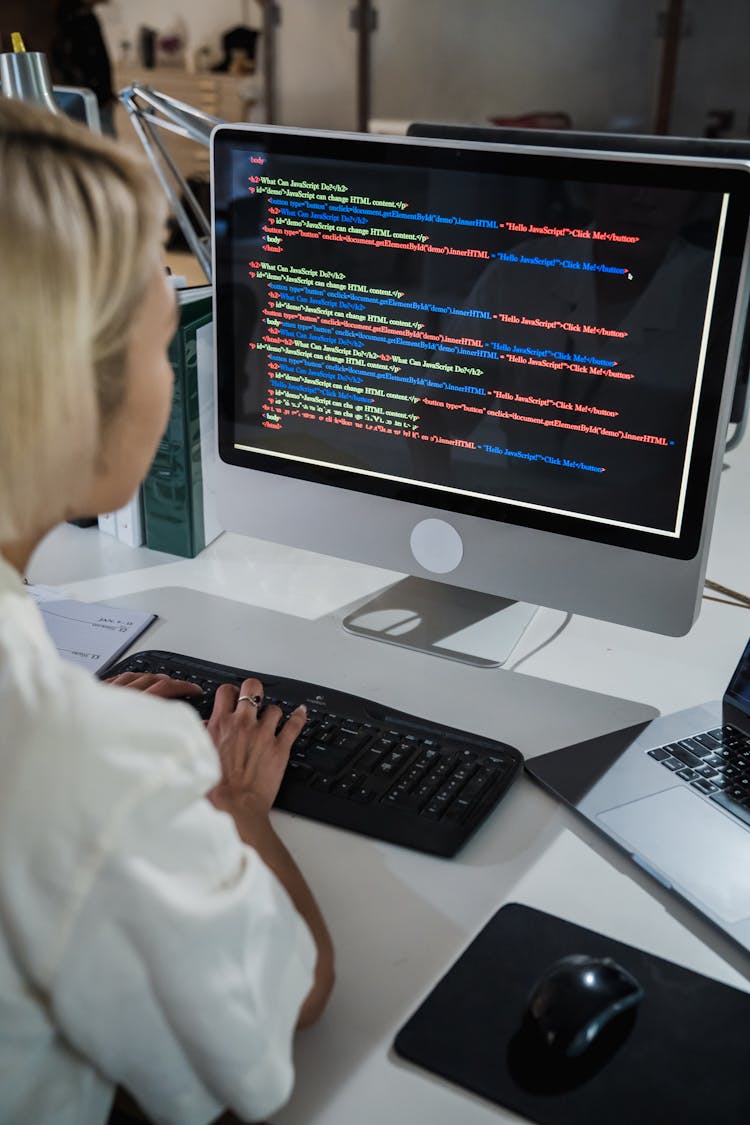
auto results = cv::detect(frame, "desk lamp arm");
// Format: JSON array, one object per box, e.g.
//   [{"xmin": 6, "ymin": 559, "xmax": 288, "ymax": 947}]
[{"xmin": 119, "ymin": 84, "xmax": 223, "ymax": 282}]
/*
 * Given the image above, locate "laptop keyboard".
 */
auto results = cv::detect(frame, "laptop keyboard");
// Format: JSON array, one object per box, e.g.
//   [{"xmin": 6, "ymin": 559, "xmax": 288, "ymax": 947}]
[
  {"xmin": 647, "ymin": 724, "xmax": 750, "ymax": 827},
  {"xmin": 103, "ymin": 649, "xmax": 524, "ymax": 857}
]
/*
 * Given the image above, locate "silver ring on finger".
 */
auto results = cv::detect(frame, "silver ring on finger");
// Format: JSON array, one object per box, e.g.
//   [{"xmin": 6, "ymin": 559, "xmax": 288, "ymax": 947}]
[{"xmin": 237, "ymin": 693, "xmax": 263, "ymax": 709}]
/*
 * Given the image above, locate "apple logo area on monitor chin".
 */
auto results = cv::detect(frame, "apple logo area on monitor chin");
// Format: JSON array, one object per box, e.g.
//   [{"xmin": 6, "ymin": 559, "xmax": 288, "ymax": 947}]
[
  {"xmin": 210, "ymin": 124, "xmax": 750, "ymax": 656},
  {"xmin": 410, "ymin": 519, "xmax": 464, "ymax": 574}
]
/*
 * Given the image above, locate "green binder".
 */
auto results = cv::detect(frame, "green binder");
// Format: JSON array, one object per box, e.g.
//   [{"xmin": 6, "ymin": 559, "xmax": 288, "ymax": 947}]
[{"xmin": 142, "ymin": 287, "xmax": 214, "ymax": 557}]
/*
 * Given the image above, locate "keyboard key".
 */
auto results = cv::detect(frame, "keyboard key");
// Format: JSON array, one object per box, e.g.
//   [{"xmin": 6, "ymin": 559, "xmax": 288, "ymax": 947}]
[
  {"xmin": 710, "ymin": 790, "xmax": 750, "ymax": 827},
  {"xmin": 358, "ymin": 746, "xmax": 391, "ymax": 772},
  {"xmin": 306, "ymin": 743, "xmax": 356, "ymax": 773},
  {"xmin": 647, "ymin": 747, "xmax": 671, "ymax": 762},
  {"xmin": 678, "ymin": 738, "xmax": 713, "ymax": 759},
  {"xmin": 405, "ymin": 752, "xmax": 437, "ymax": 779},
  {"xmin": 332, "ymin": 730, "xmax": 370, "ymax": 753},
  {"xmin": 387, "ymin": 746, "xmax": 412, "ymax": 766},
  {"xmin": 412, "ymin": 777, "xmax": 442, "ymax": 805},
  {"xmin": 432, "ymin": 778, "xmax": 466, "ymax": 804},
  {"xmin": 374, "ymin": 757, "xmax": 402, "ymax": 778},
  {"xmin": 670, "ymin": 745, "xmax": 703, "ymax": 769},
  {"xmin": 349, "ymin": 785, "xmax": 377, "ymax": 804},
  {"xmin": 460, "ymin": 767, "xmax": 495, "ymax": 800},
  {"xmin": 450, "ymin": 763, "xmax": 477, "ymax": 786},
  {"xmin": 311, "ymin": 774, "xmax": 336, "ymax": 793},
  {"xmin": 694, "ymin": 731, "xmax": 722, "ymax": 750},
  {"xmin": 691, "ymin": 778, "xmax": 717, "ymax": 794},
  {"xmin": 370, "ymin": 736, "xmax": 397, "ymax": 753},
  {"xmin": 441, "ymin": 796, "xmax": 473, "ymax": 823},
  {"xmin": 332, "ymin": 771, "xmax": 362, "ymax": 796},
  {"xmin": 485, "ymin": 752, "xmax": 512, "ymax": 767},
  {"xmin": 383, "ymin": 782, "xmax": 414, "ymax": 806},
  {"xmin": 285, "ymin": 760, "xmax": 314, "ymax": 782}
]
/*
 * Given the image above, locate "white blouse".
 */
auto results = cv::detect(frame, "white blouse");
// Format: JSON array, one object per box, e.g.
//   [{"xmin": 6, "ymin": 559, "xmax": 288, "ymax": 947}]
[{"xmin": 0, "ymin": 554, "xmax": 315, "ymax": 1125}]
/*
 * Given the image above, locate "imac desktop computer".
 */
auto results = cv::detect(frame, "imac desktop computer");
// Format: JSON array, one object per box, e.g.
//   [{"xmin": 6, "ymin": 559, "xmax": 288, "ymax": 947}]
[{"xmin": 210, "ymin": 125, "xmax": 750, "ymax": 666}]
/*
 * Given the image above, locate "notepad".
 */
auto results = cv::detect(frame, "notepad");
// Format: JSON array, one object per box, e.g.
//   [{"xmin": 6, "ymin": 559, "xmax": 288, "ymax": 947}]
[{"xmin": 27, "ymin": 586, "xmax": 156, "ymax": 675}]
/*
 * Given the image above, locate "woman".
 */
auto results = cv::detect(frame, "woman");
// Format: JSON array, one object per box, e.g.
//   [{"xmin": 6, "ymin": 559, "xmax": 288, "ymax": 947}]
[{"xmin": 0, "ymin": 98, "xmax": 333, "ymax": 1124}]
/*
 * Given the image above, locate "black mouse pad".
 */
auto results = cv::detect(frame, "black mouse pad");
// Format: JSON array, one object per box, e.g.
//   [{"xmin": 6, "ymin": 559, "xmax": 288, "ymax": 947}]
[{"xmin": 393, "ymin": 903, "xmax": 750, "ymax": 1124}]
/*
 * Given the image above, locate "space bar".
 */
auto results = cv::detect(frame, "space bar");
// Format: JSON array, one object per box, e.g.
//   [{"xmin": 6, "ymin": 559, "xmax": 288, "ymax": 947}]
[{"xmin": 710, "ymin": 790, "xmax": 750, "ymax": 828}]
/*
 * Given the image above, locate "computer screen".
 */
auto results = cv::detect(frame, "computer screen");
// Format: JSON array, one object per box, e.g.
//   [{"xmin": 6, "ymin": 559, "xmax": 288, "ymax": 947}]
[
  {"xmin": 408, "ymin": 122, "xmax": 750, "ymax": 433},
  {"xmin": 52, "ymin": 86, "xmax": 101, "ymax": 131},
  {"xmin": 211, "ymin": 125, "xmax": 750, "ymax": 639}
]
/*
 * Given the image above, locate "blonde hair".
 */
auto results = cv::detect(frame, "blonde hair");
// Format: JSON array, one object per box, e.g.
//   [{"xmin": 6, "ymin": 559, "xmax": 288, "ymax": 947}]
[{"xmin": 0, "ymin": 97, "xmax": 167, "ymax": 543}]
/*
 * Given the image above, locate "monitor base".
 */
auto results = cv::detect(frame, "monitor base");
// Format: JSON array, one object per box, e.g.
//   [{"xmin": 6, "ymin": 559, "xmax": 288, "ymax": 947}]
[{"xmin": 341, "ymin": 576, "xmax": 538, "ymax": 669}]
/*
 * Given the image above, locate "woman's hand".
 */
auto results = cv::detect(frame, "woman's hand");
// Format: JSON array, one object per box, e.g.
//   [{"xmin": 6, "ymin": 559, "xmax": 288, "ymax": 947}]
[
  {"xmin": 105, "ymin": 671, "xmax": 204, "ymax": 700},
  {"xmin": 206, "ymin": 677, "xmax": 307, "ymax": 812},
  {"xmin": 204, "ymin": 679, "xmax": 333, "ymax": 1026}
]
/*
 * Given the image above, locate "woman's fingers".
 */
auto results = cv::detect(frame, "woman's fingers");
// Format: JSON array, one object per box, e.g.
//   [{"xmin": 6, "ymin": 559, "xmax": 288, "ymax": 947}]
[
  {"xmin": 105, "ymin": 671, "xmax": 202, "ymax": 698},
  {"xmin": 234, "ymin": 677, "xmax": 266, "ymax": 719},
  {"xmin": 143, "ymin": 678, "xmax": 203, "ymax": 699},
  {"xmin": 104, "ymin": 671, "xmax": 143, "ymax": 686},
  {"xmin": 210, "ymin": 677, "xmax": 264, "ymax": 720},
  {"xmin": 276, "ymin": 704, "xmax": 308, "ymax": 748}
]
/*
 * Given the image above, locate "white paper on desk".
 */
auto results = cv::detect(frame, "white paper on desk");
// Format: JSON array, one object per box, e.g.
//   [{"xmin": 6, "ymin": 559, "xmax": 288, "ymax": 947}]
[
  {"xmin": 27, "ymin": 589, "xmax": 156, "ymax": 675},
  {"xmin": 25, "ymin": 584, "xmax": 66, "ymax": 605}
]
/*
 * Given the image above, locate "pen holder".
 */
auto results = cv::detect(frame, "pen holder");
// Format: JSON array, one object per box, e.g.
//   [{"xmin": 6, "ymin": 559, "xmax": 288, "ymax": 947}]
[{"xmin": 0, "ymin": 50, "xmax": 59, "ymax": 114}]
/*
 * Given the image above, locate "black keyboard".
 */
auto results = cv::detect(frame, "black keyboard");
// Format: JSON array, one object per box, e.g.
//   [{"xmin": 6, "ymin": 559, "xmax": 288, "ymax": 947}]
[
  {"xmin": 647, "ymin": 723, "xmax": 750, "ymax": 828},
  {"xmin": 103, "ymin": 649, "xmax": 524, "ymax": 857}
]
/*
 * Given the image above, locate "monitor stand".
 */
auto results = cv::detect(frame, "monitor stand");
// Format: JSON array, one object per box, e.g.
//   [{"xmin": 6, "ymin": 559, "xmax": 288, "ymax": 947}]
[{"xmin": 341, "ymin": 576, "xmax": 538, "ymax": 669}]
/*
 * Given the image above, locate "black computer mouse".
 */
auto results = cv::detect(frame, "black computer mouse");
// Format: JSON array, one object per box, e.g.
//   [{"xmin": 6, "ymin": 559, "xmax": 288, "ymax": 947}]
[{"xmin": 524, "ymin": 953, "xmax": 644, "ymax": 1058}]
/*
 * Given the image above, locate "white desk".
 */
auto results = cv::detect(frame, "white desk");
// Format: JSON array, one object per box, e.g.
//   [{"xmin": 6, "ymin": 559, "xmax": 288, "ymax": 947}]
[{"xmin": 29, "ymin": 431, "xmax": 750, "ymax": 1124}]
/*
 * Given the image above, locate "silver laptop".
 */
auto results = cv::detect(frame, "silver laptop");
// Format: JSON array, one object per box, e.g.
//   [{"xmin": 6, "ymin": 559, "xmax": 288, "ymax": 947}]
[{"xmin": 526, "ymin": 636, "xmax": 750, "ymax": 952}]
